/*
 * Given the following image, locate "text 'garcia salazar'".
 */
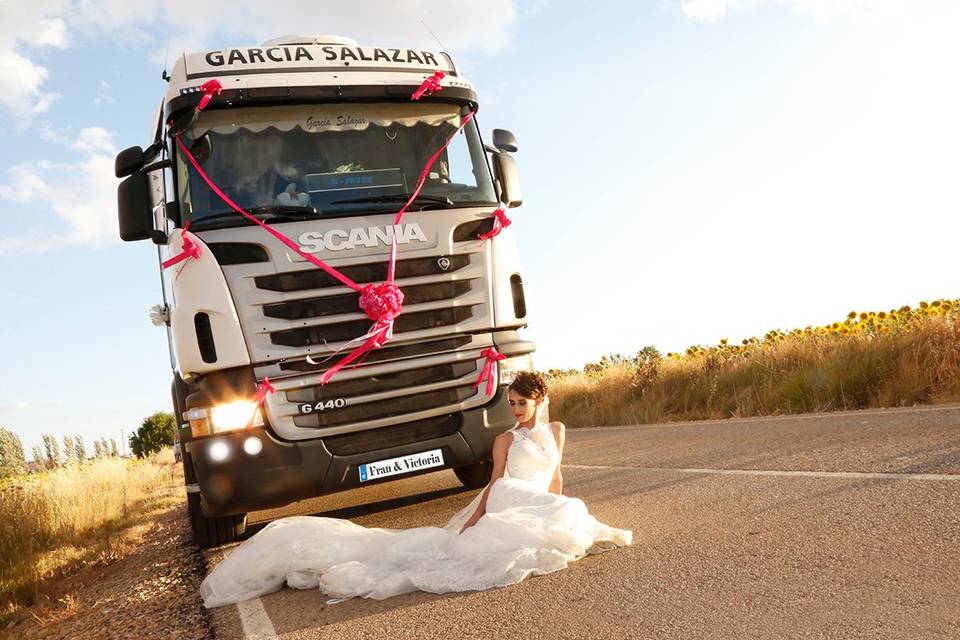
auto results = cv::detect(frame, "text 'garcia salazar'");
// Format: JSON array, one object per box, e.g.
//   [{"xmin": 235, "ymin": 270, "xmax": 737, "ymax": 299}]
[{"xmin": 205, "ymin": 46, "xmax": 442, "ymax": 67}]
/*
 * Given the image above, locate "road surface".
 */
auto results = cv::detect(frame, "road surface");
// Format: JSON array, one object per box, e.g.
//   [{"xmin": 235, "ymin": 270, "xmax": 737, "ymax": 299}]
[{"xmin": 203, "ymin": 404, "xmax": 960, "ymax": 639}]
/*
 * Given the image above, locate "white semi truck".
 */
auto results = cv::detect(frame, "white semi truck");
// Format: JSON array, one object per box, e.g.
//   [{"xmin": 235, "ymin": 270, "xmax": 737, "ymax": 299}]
[{"xmin": 115, "ymin": 35, "xmax": 537, "ymax": 547}]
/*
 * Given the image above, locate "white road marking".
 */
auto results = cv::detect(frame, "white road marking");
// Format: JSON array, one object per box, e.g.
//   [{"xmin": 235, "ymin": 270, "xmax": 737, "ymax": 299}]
[
  {"xmin": 237, "ymin": 597, "xmax": 278, "ymax": 640},
  {"xmin": 564, "ymin": 464, "xmax": 960, "ymax": 481},
  {"xmin": 574, "ymin": 403, "xmax": 960, "ymax": 432}
]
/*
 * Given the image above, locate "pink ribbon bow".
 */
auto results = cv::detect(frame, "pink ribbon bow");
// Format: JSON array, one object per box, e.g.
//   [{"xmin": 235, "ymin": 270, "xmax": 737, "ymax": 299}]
[
  {"xmin": 161, "ymin": 223, "xmax": 202, "ymax": 270},
  {"xmin": 319, "ymin": 283, "xmax": 405, "ymax": 385},
  {"xmin": 478, "ymin": 206, "xmax": 512, "ymax": 240},
  {"xmin": 412, "ymin": 71, "xmax": 445, "ymax": 100},
  {"xmin": 254, "ymin": 376, "xmax": 276, "ymax": 404},
  {"xmin": 196, "ymin": 79, "xmax": 223, "ymax": 112},
  {"xmin": 473, "ymin": 347, "xmax": 507, "ymax": 396}
]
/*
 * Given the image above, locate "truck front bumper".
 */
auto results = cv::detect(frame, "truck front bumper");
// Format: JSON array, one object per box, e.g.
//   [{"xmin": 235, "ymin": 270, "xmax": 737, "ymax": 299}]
[{"xmin": 188, "ymin": 384, "xmax": 515, "ymax": 517}]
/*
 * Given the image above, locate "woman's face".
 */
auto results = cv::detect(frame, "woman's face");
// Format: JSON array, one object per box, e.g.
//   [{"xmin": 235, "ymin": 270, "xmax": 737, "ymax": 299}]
[{"xmin": 508, "ymin": 388, "xmax": 539, "ymax": 424}]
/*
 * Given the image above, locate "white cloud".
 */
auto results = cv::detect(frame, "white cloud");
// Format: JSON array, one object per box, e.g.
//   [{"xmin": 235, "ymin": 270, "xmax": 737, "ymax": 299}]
[
  {"xmin": 0, "ymin": 3, "xmax": 70, "ymax": 120},
  {"xmin": 0, "ymin": 0, "xmax": 524, "ymax": 250},
  {"xmin": 93, "ymin": 80, "xmax": 114, "ymax": 106},
  {"xmin": 73, "ymin": 126, "xmax": 115, "ymax": 153},
  {"xmin": 0, "ymin": 401, "xmax": 28, "ymax": 413},
  {"xmin": 0, "ymin": 52, "xmax": 61, "ymax": 118},
  {"xmin": 0, "ymin": 127, "xmax": 118, "ymax": 254},
  {"xmin": 679, "ymin": 0, "xmax": 874, "ymax": 22},
  {"xmin": 0, "ymin": 0, "xmax": 521, "ymax": 121}
]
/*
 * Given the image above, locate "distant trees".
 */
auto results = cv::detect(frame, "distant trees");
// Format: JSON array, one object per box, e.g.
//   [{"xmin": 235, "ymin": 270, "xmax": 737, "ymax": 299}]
[
  {"xmin": 129, "ymin": 411, "xmax": 176, "ymax": 459},
  {"xmin": 74, "ymin": 435, "xmax": 85, "ymax": 462},
  {"xmin": 0, "ymin": 426, "xmax": 26, "ymax": 478},
  {"xmin": 92, "ymin": 437, "xmax": 116, "ymax": 459},
  {"xmin": 62, "ymin": 435, "xmax": 76, "ymax": 465},
  {"xmin": 42, "ymin": 434, "xmax": 62, "ymax": 469}
]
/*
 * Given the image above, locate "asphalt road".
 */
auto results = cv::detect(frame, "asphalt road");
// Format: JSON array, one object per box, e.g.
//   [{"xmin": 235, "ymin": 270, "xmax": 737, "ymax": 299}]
[{"xmin": 203, "ymin": 404, "xmax": 960, "ymax": 640}]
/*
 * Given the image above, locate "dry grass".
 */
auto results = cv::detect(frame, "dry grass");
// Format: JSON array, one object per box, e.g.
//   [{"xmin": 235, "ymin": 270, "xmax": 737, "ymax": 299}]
[
  {"xmin": 0, "ymin": 448, "xmax": 183, "ymax": 623},
  {"xmin": 550, "ymin": 298, "xmax": 960, "ymax": 427}
]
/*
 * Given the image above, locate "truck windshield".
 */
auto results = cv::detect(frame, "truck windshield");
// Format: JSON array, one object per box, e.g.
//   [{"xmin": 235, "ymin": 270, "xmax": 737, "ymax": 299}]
[{"xmin": 175, "ymin": 102, "xmax": 497, "ymax": 228}]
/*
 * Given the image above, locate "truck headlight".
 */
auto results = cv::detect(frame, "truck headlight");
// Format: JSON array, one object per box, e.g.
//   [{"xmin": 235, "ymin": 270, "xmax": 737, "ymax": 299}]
[
  {"xmin": 186, "ymin": 401, "xmax": 264, "ymax": 437},
  {"xmin": 499, "ymin": 353, "xmax": 535, "ymax": 385}
]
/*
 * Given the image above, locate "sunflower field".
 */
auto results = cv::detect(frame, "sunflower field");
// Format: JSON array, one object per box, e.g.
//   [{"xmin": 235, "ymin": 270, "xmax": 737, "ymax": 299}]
[{"xmin": 547, "ymin": 298, "xmax": 960, "ymax": 428}]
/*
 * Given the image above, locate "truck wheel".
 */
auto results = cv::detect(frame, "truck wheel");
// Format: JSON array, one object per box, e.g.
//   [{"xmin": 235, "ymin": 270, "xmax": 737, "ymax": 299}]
[
  {"xmin": 453, "ymin": 460, "xmax": 493, "ymax": 489},
  {"xmin": 186, "ymin": 490, "xmax": 247, "ymax": 548}
]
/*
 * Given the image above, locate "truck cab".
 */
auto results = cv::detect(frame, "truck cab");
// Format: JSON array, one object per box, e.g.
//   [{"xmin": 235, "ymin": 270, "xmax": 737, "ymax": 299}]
[{"xmin": 116, "ymin": 35, "xmax": 536, "ymax": 547}]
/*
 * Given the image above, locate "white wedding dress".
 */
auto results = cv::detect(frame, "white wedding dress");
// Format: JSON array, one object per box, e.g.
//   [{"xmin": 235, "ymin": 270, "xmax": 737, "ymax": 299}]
[{"xmin": 200, "ymin": 408, "xmax": 632, "ymax": 608}]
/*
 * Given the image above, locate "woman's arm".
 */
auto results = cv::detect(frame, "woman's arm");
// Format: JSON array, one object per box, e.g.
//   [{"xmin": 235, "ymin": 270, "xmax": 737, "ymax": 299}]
[
  {"xmin": 459, "ymin": 432, "xmax": 512, "ymax": 533},
  {"xmin": 548, "ymin": 422, "xmax": 566, "ymax": 495}
]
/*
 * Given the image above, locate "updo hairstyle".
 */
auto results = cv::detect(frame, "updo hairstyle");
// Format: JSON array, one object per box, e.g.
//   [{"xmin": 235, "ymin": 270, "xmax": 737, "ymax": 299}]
[{"xmin": 508, "ymin": 371, "xmax": 548, "ymax": 401}]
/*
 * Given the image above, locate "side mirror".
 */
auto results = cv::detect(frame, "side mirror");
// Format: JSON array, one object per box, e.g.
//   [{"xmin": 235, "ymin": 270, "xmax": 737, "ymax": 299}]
[
  {"xmin": 492, "ymin": 151, "xmax": 522, "ymax": 208},
  {"xmin": 117, "ymin": 171, "xmax": 156, "ymax": 241},
  {"xmin": 115, "ymin": 146, "xmax": 145, "ymax": 178},
  {"xmin": 492, "ymin": 129, "xmax": 518, "ymax": 153}
]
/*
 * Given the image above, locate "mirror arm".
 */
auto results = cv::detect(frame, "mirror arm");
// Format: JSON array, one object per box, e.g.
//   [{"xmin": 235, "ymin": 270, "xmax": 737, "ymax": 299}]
[
  {"xmin": 142, "ymin": 140, "xmax": 164, "ymax": 164},
  {"xmin": 143, "ymin": 159, "xmax": 172, "ymax": 173},
  {"xmin": 483, "ymin": 143, "xmax": 498, "ymax": 154}
]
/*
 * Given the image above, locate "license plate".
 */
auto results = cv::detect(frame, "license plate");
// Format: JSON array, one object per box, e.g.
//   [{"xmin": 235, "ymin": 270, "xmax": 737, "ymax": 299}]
[{"xmin": 358, "ymin": 449, "xmax": 445, "ymax": 482}]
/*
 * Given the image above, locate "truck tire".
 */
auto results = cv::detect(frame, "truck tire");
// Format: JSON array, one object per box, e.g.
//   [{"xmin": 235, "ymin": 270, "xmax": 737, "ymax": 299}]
[
  {"xmin": 453, "ymin": 460, "xmax": 493, "ymax": 489},
  {"xmin": 186, "ymin": 490, "xmax": 247, "ymax": 548}
]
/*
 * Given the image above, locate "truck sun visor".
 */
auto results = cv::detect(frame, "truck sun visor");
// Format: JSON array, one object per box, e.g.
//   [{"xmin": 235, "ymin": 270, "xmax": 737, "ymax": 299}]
[{"xmin": 189, "ymin": 103, "xmax": 462, "ymax": 137}]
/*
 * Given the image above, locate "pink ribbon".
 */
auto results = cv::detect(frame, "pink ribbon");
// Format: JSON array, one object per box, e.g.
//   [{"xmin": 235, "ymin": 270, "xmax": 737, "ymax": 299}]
[
  {"xmin": 412, "ymin": 71, "xmax": 445, "ymax": 100},
  {"xmin": 319, "ymin": 283, "xmax": 405, "ymax": 384},
  {"xmin": 254, "ymin": 376, "xmax": 276, "ymax": 404},
  {"xmin": 478, "ymin": 206, "xmax": 512, "ymax": 240},
  {"xmin": 161, "ymin": 222, "xmax": 202, "ymax": 270},
  {"xmin": 175, "ymin": 134, "xmax": 363, "ymax": 292},
  {"xmin": 387, "ymin": 108, "xmax": 477, "ymax": 281},
  {"xmin": 473, "ymin": 347, "xmax": 506, "ymax": 396},
  {"xmin": 196, "ymin": 79, "xmax": 223, "ymax": 112},
  {"xmin": 245, "ymin": 376, "xmax": 275, "ymax": 428},
  {"xmin": 173, "ymin": 100, "xmax": 479, "ymax": 385}
]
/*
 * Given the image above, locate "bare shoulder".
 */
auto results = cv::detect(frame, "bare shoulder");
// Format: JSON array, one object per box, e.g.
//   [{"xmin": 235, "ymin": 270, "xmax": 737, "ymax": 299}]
[
  {"xmin": 549, "ymin": 421, "xmax": 566, "ymax": 435},
  {"xmin": 494, "ymin": 431, "xmax": 515, "ymax": 448}
]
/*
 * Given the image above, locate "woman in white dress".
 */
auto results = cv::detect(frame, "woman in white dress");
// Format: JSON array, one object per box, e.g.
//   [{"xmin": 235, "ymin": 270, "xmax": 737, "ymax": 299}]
[{"xmin": 200, "ymin": 371, "xmax": 632, "ymax": 608}]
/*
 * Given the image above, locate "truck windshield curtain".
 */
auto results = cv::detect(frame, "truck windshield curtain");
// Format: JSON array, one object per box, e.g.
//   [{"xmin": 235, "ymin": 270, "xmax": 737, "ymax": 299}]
[{"xmin": 175, "ymin": 103, "xmax": 497, "ymax": 225}]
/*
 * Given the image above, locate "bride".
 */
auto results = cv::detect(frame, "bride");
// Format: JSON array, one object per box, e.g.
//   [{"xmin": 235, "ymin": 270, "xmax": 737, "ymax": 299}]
[{"xmin": 200, "ymin": 371, "xmax": 632, "ymax": 608}]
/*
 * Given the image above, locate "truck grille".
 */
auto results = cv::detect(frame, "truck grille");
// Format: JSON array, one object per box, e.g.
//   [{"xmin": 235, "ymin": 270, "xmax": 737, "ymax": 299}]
[
  {"xmin": 271, "ymin": 306, "xmax": 475, "ymax": 347},
  {"xmin": 259, "ymin": 340, "xmax": 495, "ymax": 438},
  {"xmin": 212, "ymin": 221, "xmax": 496, "ymax": 439},
  {"xmin": 287, "ymin": 360, "xmax": 477, "ymax": 429},
  {"xmin": 254, "ymin": 254, "xmax": 470, "ymax": 292},
  {"xmin": 263, "ymin": 281, "xmax": 473, "ymax": 320},
  {"xmin": 276, "ymin": 335, "xmax": 473, "ymax": 373},
  {"xmin": 293, "ymin": 385, "xmax": 476, "ymax": 429}
]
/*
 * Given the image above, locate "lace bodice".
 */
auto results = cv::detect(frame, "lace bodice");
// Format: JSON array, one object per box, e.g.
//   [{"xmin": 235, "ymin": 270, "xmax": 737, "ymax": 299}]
[{"xmin": 505, "ymin": 421, "xmax": 559, "ymax": 491}]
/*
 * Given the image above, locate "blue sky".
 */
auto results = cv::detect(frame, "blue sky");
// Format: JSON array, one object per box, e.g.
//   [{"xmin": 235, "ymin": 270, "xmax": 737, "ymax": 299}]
[{"xmin": 2, "ymin": 0, "xmax": 960, "ymax": 458}]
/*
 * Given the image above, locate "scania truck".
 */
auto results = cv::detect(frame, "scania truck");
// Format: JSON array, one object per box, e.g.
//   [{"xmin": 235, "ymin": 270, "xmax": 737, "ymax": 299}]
[{"xmin": 115, "ymin": 34, "xmax": 536, "ymax": 547}]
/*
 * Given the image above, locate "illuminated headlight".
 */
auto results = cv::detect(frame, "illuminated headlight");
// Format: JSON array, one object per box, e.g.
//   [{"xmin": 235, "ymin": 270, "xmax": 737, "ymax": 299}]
[
  {"xmin": 243, "ymin": 436, "xmax": 263, "ymax": 456},
  {"xmin": 212, "ymin": 401, "xmax": 264, "ymax": 431},
  {"xmin": 499, "ymin": 353, "xmax": 535, "ymax": 385},
  {"xmin": 186, "ymin": 402, "xmax": 264, "ymax": 437},
  {"xmin": 209, "ymin": 441, "xmax": 230, "ymax": 462}
]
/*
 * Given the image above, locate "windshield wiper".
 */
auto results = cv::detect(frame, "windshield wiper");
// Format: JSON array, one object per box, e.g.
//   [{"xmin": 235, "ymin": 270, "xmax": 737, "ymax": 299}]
[
  {"xmin": 188, "ymin": 206, "xmax": 323, "ymax": 230},
  {"xmin": 330, "ymin": 193, "xmax": 454, "ymax": 207}
]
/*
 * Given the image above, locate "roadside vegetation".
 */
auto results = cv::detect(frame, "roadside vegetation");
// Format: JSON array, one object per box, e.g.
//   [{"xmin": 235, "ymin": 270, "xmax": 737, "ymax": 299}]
[
  {"xmin": 548, "ymin": 298, "xmax": 960, "ymax": 427},
  {"xmin": 0, "ymin": 413, "xmax": 181, "ymax": 624}
]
